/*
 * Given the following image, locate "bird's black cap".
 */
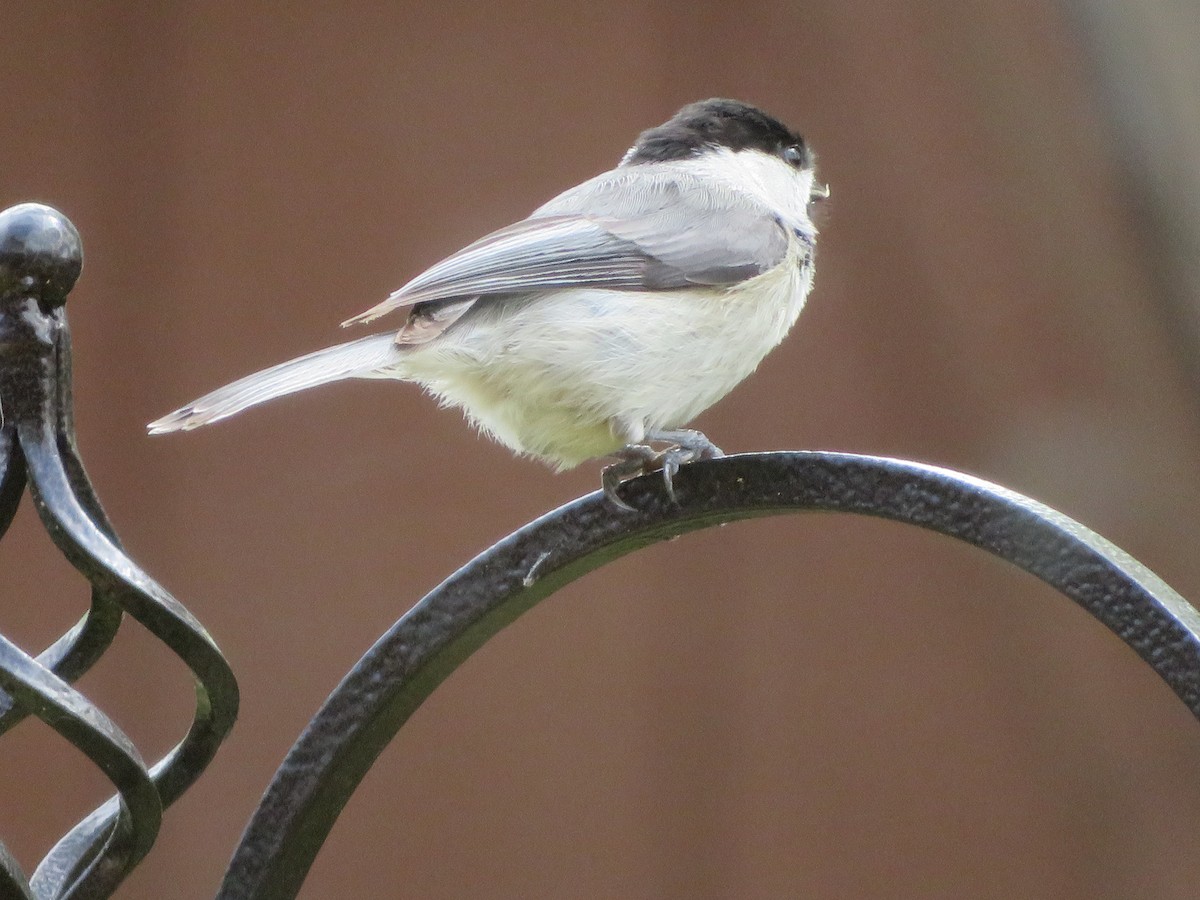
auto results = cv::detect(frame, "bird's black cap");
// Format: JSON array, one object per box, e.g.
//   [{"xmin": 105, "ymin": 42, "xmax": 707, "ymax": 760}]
[{"xmin": 623, "ymin": 98, "xmax": 811, "ymax": 169}]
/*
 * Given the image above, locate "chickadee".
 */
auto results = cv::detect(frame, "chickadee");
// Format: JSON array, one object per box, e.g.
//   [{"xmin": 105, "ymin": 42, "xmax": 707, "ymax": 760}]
[{"xmin": 150, "ymin": 98, "xmax": 825, "ymax": 508}]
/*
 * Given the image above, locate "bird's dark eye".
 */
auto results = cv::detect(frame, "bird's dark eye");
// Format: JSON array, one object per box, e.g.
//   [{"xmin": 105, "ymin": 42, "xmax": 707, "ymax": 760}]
[{"xmin": 782, "ymin": 144, "xmax": 805, "ymax": 167}]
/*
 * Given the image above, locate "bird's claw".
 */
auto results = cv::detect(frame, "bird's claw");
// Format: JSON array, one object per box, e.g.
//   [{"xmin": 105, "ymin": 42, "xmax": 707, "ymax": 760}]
[
  {"xmin": 601, "ymin": 431, "xmax": 725, "ymax": 510},
  {"xmin": 657, "ymin": 448, "xmax": 688, "ymax": 504},
  {"xmin": 601, "ymin": 445, "xmax": 658, "ymax": 511}
]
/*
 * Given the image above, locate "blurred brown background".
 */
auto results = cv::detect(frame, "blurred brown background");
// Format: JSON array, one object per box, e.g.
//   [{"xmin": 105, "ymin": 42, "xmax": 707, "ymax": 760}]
[{"xmin": 4, "ymin": 2, "xmax": 1200, "ymax": 897}]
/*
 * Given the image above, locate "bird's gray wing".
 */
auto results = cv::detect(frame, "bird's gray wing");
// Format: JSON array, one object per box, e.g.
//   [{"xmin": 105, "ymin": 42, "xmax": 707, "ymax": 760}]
[
  {"xmin": 564, "ymin": 169, "xmax": 791, "ymax": 287},
  {"xmin": 344, "ymin": 168, "xmax": 789, "ymax": 326}
]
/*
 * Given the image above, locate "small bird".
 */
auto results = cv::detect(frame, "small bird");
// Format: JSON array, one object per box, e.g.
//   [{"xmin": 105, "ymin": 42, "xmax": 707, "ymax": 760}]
[{"xmin": 150, "ymin": 99, "xmax": 825, "ymax": 508}]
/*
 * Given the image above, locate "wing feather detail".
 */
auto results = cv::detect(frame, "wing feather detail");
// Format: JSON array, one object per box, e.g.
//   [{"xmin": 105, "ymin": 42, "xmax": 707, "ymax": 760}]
[{"xmin": 343, "ymin": 166, "xmax": 790, "ymax": 327}]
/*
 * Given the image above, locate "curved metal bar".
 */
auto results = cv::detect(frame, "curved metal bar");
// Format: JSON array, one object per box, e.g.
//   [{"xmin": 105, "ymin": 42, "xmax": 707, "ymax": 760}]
[
  {"xmin": 218, "ymin": 451, "xmax": 1200, "ymax": 900},
  {"xmin": 0, "ymin": 586, "xmax": 124, "ymax": 735},
  {"xmin": 0, "ymin": 423, "xmax": 27, "ymax": 539},
  {"xmin": 22, "ymin": 412, "xmax": 239, "ymax": 898},
  {"xmin": 0, "ymin": 839, "xmax": 34, "ymax": 900},
  {"xmin": 19, "ymin": 410, "xmax": 242, "ymax": 776},
  {"xmin": 28, "ymin": 303, "xmax": 127, "ymax": 702},
  {"xmin": 0, "ymin": 594, "xmax": 123, "ymax": 734},
  {"xmin": 0, "ymin": 629, "xmax": 161, "ymax": 899}
]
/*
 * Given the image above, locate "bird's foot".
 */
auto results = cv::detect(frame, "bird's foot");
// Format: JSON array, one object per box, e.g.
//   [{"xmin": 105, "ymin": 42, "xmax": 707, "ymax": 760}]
[
  {"xmin": 601, "ymin": 430, "xmax": 725, "ymax": 510},
  {"xmin": 644, "ymin": 429, "xmax": 724, "ymax": 462}
]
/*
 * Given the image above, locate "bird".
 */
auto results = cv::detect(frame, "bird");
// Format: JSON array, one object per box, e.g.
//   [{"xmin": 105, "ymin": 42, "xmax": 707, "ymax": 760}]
[{"xmin": 149, "ymin": 98, "xmax": 826, "ymax": 509}]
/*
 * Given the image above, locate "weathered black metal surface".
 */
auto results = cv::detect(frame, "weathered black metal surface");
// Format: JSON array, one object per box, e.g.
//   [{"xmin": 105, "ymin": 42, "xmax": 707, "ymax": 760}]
[
  {"xmin": 0, "ymin": 203, "xmax": 239, "ymax": 899},
  {"xmin": 218, "ymin": 450, "xmax": 1200, "ymax": 900}
]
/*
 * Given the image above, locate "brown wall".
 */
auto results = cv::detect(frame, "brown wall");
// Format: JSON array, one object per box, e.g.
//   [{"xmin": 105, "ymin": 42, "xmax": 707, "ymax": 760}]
[{"xmin": 4, "ymin": 3, "xmax": 1200, "ymax": 897}]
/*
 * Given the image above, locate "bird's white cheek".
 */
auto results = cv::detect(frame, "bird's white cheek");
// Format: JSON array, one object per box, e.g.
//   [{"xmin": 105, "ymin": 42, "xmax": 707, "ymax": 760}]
[{"xmin": 694, "ymin": 148, "xmax": 817, "ymax": 235}]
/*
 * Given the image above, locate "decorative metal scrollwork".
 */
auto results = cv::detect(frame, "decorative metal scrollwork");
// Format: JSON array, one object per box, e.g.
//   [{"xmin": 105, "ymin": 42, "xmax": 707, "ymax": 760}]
[{"xmin": 0, "ymin": 203, "xmax": 239, "ymax": 899}]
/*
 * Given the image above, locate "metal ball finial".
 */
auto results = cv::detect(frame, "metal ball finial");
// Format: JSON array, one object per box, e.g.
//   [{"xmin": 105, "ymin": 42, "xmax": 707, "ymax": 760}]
[{"xmin": 0, "ymin": 203, "xmax": 83, "ymax": 308}]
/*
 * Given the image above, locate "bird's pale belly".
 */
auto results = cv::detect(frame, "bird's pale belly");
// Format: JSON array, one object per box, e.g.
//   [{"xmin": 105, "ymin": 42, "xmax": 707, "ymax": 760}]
[{"xmin": 395, "ymin": 259, "xmax": 812, "ymax": 468}]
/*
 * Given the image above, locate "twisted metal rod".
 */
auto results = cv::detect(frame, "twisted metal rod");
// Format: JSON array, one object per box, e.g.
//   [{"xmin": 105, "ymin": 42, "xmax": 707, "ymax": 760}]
[
  {"xmin": 0, "ymin": 202, "xmax": 239, "ymax": 899},
  {"xmin": 218, "ymin": 450, "xmax": 1200, "ymax": 899}
]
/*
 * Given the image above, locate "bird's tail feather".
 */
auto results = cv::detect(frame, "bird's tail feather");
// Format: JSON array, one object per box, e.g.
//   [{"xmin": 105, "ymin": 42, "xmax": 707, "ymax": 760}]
[{"xmin": 148, "ymin": 333, "xmax": 399, "ymax": 433}]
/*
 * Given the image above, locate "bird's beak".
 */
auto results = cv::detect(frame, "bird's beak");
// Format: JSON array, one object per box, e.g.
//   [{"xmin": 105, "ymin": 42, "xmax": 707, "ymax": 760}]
[{"xmin": 809, "ymin": 182, "xmax": 830, "ymax": 202}]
